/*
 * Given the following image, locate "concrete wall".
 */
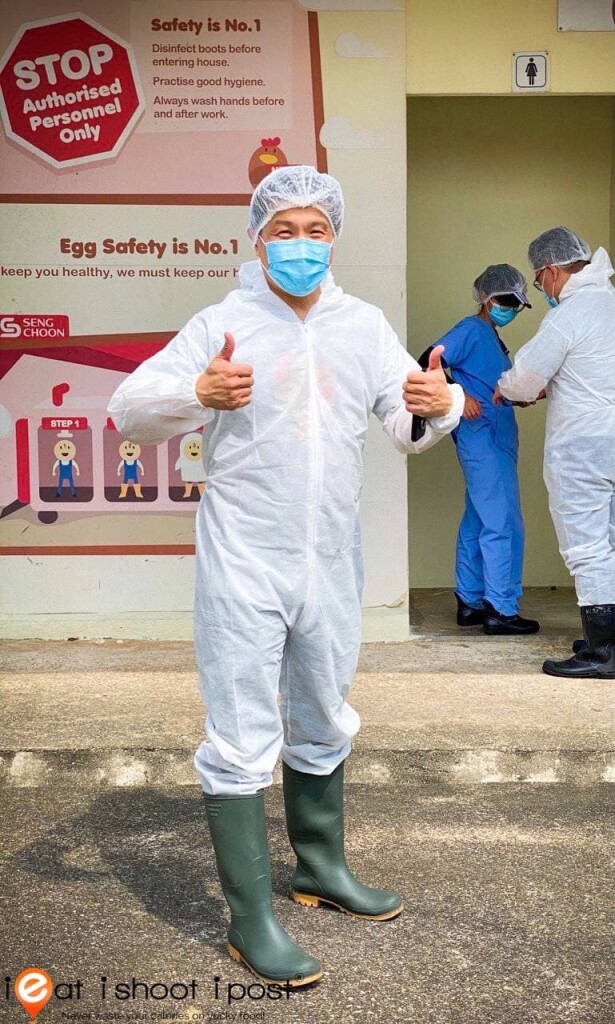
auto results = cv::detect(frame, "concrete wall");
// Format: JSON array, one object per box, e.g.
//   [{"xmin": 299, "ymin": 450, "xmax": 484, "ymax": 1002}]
[
  {"xmin": 406, "ymin": 0, "xmax": 615, "ymax": 95},
  {"xmin": 406, "ymin": 94, "xmax": 615, "ymax": 588},
  {"xmin": 1, "ymin": 0, "xmax": 613, "ymax": 637}
]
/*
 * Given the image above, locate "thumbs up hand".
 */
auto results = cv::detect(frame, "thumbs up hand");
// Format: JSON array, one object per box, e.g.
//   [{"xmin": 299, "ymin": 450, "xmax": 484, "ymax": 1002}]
[
  {"xmin": 403, "ymin": 345, "xmax": 453, "ymax": 417},
  {"xmin": 218, "ymin": 333, "xmax": 235, "ymax": 362},
  {"xmin": 426, "ymin": 345, "xmax": 445, "ymax": 374},
  {"xmin": 196, "ymin": 332, "xmax": 254, "ymax": 410}
]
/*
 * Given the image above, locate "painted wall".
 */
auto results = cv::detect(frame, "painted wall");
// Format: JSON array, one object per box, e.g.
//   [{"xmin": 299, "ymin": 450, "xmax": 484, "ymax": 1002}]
[
  {"xmin": 406, "ymin": 0, "xmax": 615, "ymax": 95},
  {"xmin": 0, "ymin": 2, "xmax": 409, "ymax": 640},
  {"xmin": 406, "ymin": 94, "xmax": 615, "ymax": 588},
  {"xmin": 2, "ymin": 0, "xmax": 613, "ymax": 636}
]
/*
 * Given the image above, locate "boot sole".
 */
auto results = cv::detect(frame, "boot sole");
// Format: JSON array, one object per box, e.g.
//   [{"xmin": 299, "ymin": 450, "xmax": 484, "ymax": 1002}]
[
  {"xmin": 292, "ymin": 891, "xmax": 404, "ymax": 920},
  {"xmin": 542, "ymin": 664, "xmax": 615, "ymax": 680},
  {"xmin": 484, "ymin": 627, "xmax": 539, "ymax": 636},
  {"xmin": 227, "ymin": 943, "xmax": 323, "ymax": 987}
]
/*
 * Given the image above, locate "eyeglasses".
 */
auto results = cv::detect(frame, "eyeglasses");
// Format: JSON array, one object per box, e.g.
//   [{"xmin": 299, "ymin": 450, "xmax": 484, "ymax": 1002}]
[
  {"xmin": 492, "ymin": 295, "xmax": 524, "ymax": 311},
  {"xmin": 533, "ymin": 267, "xmax": 550, "ymax": 292}
]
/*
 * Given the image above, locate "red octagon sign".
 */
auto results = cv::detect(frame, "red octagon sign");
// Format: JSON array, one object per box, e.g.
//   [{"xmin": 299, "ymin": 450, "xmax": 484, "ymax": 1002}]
[{"xmin": 0, "ymin": 13, "xmax": 144, "ymax": 169}]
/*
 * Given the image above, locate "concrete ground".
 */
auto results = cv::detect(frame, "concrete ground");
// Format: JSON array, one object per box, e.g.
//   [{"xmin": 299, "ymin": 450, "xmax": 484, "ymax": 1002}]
[
  {"xmin": 1, "ymin": 589, "xmax": 612, "ymax": 787},
  {"xmin": 1, "ymin": 589, "xmax": 613, "ymax": 1023},
  {"xmin": 1, "ymin": 785, "xmax": 614, "ymax": 1024},
  {"xmin": 407, "ymin": 586, "xmax": 579, "ymax": 639}
]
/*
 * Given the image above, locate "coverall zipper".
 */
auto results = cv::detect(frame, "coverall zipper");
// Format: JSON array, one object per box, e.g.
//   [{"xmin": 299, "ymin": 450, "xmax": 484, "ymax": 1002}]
[{"xmin": 303, "ymin": 320, "xmax": 322, "ymax": 571}]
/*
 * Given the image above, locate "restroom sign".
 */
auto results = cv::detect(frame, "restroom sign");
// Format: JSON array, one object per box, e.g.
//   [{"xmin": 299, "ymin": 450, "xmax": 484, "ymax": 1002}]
[{"xmin": 512, "ymin": 52, "xmax": 549, "ymax": 92}]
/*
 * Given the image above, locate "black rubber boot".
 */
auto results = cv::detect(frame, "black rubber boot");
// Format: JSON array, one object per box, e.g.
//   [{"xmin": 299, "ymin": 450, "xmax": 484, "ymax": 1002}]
[
  {"xmin": 283, "ymin": 761, "xmax": 403, "ymax": 920},
  {"xmin": 455, "ymin": 593, "xmax": 485, "ymax": 626},
  {"xmin": 572, "ymin": 639, "xmax": 588, "ymax": 653},
  {"xmin": 204, "ymin": 792, "xmax": 322, "ymax": 986},
  {"xmin": 543, "ymin": 605, "xmax": 615, "ymax": 679},
  {"xmin": 483, "ymin": 601, "xmax": 540, "ymax": 635}
]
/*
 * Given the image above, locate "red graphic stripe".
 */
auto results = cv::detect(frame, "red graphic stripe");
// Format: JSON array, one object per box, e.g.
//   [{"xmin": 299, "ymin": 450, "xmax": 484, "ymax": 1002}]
[
  {"xmin": 1, "ymin": 545, "xmax": 196, "ymax": 555},
  {"xmin": 15, "ymin": 419, "xmax": 30, "ymax": 504}
]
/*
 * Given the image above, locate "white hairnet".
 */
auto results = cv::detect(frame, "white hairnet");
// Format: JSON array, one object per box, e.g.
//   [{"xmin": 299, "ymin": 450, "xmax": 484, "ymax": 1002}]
[
  {"xmin": 528, "ymin": 227, "xmax": 592, "ymax": 272},
  {"xmin": 248, "ymin": 165, "xmax": 344, "ymax": 240},
  {"xmin": 179, "ymin": 431, "xmax": 203, "ymax": 448},
  {"xmin": 472, "ymin": 264, "xmax": 531, "ymax": 307}
]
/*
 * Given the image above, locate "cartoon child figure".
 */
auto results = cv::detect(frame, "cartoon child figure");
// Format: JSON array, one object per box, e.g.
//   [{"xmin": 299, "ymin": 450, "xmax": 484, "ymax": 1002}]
[
  {"xmin": 52, "ymin": 434, "xmax": 79, "ymax": 497},
  {"xmin": 175, "ymin": 431, "xmax": 206, "ymax": 498},
  {"xmin": 117, "ymin": 439, "xmax": 144, "ymax": 498}
]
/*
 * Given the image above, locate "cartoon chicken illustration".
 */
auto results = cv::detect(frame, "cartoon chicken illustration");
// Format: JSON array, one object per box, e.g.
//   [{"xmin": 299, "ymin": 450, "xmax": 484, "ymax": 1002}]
[{"xmin": 248, "ymin": 137, "xmax": 288, "ymax": 188}]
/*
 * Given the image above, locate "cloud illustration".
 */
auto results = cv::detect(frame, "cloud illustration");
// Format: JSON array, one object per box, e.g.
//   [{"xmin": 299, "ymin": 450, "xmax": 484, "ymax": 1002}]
[
  {"xmin": 319, "ymin": 116, "xmax": 391, "ymax": 150},
  {"xmin": 335, "ymin": 32, "xmax": 387, "ymax": 58}
]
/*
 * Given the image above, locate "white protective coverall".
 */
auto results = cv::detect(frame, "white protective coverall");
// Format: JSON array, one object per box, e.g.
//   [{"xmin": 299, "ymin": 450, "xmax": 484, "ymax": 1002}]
[
  {"xmin": 498, "ymin": 248, "xmax": 615, "ymax": 605},
  {"xmin": 108, "ymin": 260, "xmax": 463, "ymax": 794}
]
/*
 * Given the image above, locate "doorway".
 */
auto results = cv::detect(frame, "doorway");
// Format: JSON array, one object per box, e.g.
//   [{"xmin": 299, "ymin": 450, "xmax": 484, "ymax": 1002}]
[{"xmin": 406, "ymin": 95, "xmax": 615, "ymax": 597}]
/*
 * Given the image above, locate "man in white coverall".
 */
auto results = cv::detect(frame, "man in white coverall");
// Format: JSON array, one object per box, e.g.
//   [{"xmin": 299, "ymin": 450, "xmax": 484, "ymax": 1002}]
[
  {"xmin": 496, "ymin": 226, "xmax": 615, "ymax": 679},
  {"xmin": 108, "ymin": 166, "xmax": 464, "ymax": 986}
]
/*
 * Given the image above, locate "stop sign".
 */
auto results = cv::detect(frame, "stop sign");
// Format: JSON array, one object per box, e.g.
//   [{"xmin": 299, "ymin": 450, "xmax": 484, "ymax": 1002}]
[{"xmin": 0, "ymin": 13, "xmax": 144, "ymax": 169}]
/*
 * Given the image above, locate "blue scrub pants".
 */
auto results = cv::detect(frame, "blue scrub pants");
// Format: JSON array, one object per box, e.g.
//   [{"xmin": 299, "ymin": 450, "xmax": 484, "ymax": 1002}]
[{"xmin": 455, "ymin": 424, "xmax": 524, "ymax": 616}]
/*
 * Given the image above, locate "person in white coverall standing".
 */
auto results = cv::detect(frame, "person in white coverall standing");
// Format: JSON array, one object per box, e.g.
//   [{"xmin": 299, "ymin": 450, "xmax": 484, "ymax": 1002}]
[
  {"xmin": 108, "ymin": 166, "xmax": 464, "ymax": 986},
  {"xmin": 495, "ymin": 226, "xmax": 615, "ymax": 679}
]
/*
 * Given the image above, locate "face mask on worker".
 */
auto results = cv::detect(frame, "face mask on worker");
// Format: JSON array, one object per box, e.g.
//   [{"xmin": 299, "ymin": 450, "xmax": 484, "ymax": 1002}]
[
  {"xmin": 488, "ymin": 303, "xmax": 519, "ymax": 327},
  {"xmin": 262, "ymin": 238, "xmax": 332, "ymax": 297}
]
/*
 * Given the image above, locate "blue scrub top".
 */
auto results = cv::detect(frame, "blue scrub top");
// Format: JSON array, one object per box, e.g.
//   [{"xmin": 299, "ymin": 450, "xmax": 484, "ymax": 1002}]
[{"xmin": 437, "ymin": 315, "xmax": 518, "ymax": 458}]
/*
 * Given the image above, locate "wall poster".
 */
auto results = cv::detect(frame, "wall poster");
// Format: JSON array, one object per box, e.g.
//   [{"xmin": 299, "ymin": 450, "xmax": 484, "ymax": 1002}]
[
  {"xmin": 0, "ymin": 0, "xmax": 326, "ymax": 555},
  {"xmin": 0, "ymin": 0, "xmax": 408, "ymax": 620}
]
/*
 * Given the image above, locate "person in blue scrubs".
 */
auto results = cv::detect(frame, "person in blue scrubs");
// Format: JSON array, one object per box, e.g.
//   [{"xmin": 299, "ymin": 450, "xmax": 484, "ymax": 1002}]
[{"xmin": 419, "ymin": 264, "xmax": 540, "ymax": 635}]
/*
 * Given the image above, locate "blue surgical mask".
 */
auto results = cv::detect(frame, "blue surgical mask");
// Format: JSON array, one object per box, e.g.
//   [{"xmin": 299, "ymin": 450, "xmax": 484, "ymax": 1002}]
[
  {"xmin": 263, "ymin": 238, "xmax": 331, "ymax": 297},
  {"xmin": 488, "ymin": 303, "xmax": 519, "ymax": 327}
]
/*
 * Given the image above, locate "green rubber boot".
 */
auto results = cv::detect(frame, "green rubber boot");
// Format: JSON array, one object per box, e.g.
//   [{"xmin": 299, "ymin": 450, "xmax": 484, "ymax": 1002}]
[
  {"xmin": 204, "ymin": 792, "xmax": 322, "ymax": 986},
  {"xmin": 283, "ymin": 761, "xmax": 403, "ymax": 920}
]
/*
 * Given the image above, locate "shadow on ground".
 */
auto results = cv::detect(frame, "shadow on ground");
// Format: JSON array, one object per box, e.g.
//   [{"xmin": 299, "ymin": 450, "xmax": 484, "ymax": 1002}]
[{"xmin": 3, "ymin": 784, "xmax": 614, "ymax": 1024}]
